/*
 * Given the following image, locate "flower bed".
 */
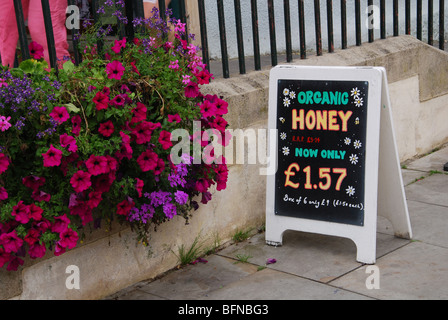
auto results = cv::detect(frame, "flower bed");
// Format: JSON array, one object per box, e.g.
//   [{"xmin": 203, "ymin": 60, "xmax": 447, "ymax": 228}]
[{"xmin": 0, "ymin": 5, "xmax": 229, "ymax": 271}]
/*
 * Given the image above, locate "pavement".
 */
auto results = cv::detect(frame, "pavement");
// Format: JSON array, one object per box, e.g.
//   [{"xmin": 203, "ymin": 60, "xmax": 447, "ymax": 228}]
[{"xmin": 105, "ymin": 145, "xmax": 448, "ymax": 301}]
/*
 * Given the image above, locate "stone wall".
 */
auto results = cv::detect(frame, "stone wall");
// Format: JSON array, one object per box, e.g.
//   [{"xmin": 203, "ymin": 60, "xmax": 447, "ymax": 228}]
[{"xmin": 2, "ymin": 35, "xmax": 448, "ymax": 300}]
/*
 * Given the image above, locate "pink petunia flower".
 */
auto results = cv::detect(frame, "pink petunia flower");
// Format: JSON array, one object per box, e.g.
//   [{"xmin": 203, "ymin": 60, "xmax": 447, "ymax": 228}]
[
  {"xmin": 31, "ymin": 190, "xmax": 51, "ymax": 202},
  {"xmin": 24, "ymin": 229, "xmax": 40, "ymax": 246},
  {"xmin": 0, "ymin": 230, "xmax": 23, "ymax": 253},
  {"xmin": 7, "ymin": 256, "xmax": 24, "ymax": 271},
  {"xmin": 29, "ymin": 41, "xmax": 44, "ymax": 60},
  {"xmin": 42, "ymin": 145, "xmax": 63, "ymax": 167},
  {"xmin": 200, "ymin": 100, "xmax": 217, "ymax": 118},
  {"xmin": 0, "ymin": 78, "xmax": 8, "ymax": 88},
  {"xmin": 71, "ymin": 115, "xmax": 82, "ymax": 136},
  {"xmin": 98, "ymin": 120, "xmax": 115, "ymax": 137},
  {"xmin": 111, "ymin": 38, "xmax": 126, "ymax": 54},
  {"xmin": 0, "ymin": 115, "xmax": 12, "ymax": 132},
  {"xmin": 136, "ymin": 178, "xmax": 144, "ymax": 198},
  {"xmin": 0, "ymin": 187, "xmax": 8, "ymax": 200},
  {"xmin": 58, "ymin": 228, "xmax": 79, "ymax": 250},
  {"xmin": 154, "ymin": 158, "xmax": 165, "ymax": 176},
  {"xmin": 51, "ymin": 214, "xmax": 71, "ymax": 233},
  {"xmin": 28, "ymin": 204, "xmax": 43, "ymax": 221},
  {"xmin": 184, "ymin": 81, "xmax": 199, "ymax": 98},
  {"xmin": 22, "ymin": 175, "xmax": 46, "ymax": 190},
  {"xmin": 54, "ymin": 243, "xmax": 66, "ymax": 256},
  {"xmin": 106, "ymin": 60, "xmax": 125, "ymax": 80},
  {"xmin": 195, "ymin": 69, "xmax": 213, "ymax": 85},
  {"xmin": 137, "ymin": 150, "xmax": 159, "ymax": 172},
  {"xmin": 50, "ymin": 106, "xmax": 70, "ymax": 124},
  {"xmin": 85, "ymin": 155, "xmax": 109, "ymax": 176},
  {"xmin": 70, "ymin": 170, "xmax": 92, "ymax": 193},
  {"xmin": 131, "ymin": 102, "xmax": 147, "ymax": 124},
  {"xmin": 0, "ymin": 248, "xmax": 11, "ymax": 268},
  {"xmin": 105, "ymin": 155, "xmax": 118, "ymax": 172},
  {"xmin": 167, "ymin": 114, "xmax": 181, "ymax": 124},
  {"xmin": 93, "ymin": 91, "xmax": 110, "ymax": 111},
  {"xmin": 215, "ymin": 98, "xmax": 229, "ymax": 115},
  {"xmin": 132, "ymin": 121, "xmax": 153, "ymax": 145},
  {"xmin": 116, "ymin": 197, "xmax": 134, "ymax": 216},
  {"xmin": 29, "ymin": 243, "xmax": 46, "ymax": 259},
  {"xmin": 158, "ymin": 130, "xmax": 173, "ymax": 150},
  {"xmin": 60, "ymin": 134, "xmax": 78, "ymax": 152},
  {"xmin": 87, "ymin": 191, "xmax": 103, "ymax": 209},
  {"xmin": 11, "ymin": 201, "xmax": 30, "ymax": 224},
  {"xmin": 109, "ymin": 94, "xmax": 126, "ymax": 107},
  {"xmin": 0, "ymin": 153, "xmax": 10, "ymax": 174}
]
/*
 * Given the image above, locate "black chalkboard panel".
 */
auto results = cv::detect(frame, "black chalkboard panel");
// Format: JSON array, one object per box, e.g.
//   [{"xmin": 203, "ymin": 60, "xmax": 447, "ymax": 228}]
[{"xmin": 274, "ymin": 79, "xmax": 369, "ymax": 226}]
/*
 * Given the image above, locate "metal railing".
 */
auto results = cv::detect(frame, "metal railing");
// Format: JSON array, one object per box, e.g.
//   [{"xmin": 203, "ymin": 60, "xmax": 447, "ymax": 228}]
[
  {"xmin": 5, "ymin": 0, "xmax": 447, "ymax": 79},
  {"xmin": 199, "ymin": 0, "xmax": 447, "ymax": 78}
]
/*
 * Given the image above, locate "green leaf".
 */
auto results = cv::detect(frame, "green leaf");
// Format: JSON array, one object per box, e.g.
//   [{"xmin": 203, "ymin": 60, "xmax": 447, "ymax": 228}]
[
  {"xmin": 19, "ymin": 60, "xmax": 35, "ymax": 73},
  {"xmin": 63, "ymin": 60, "xmax": 75, "ymax": 73},
  {"xmin": 65, "ymin": 103, "xmax": 81, "ymax": 114}
]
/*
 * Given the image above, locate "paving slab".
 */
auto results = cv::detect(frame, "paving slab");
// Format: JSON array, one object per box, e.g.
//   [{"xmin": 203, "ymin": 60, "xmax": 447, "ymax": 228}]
[
  {"xmin": 406, "ymin": 146, "xmax": 448, "ymax": 172},
  {"xmin": 406, "ymin": 200, "xmax": 448, "ymax": 248},
  {"xmin": 203, "ymin": 268, "xmax": 372, "ymax": 300},
  {"xmin": 218, "ymin": 231, "xmax": 409, "ymax": 283},
  {"xmin": 401, "ymin": 169, "xmax": 430, "ymax": 186},
  {"xmin": 132, "ymin": 255, "xmax": 260, "ymax": 300},
  {"xmin": 331, "ymin": 241, "xmax": 448, "ymax": 300},
  {"xmin": 405, "ymin": 173, "xmax": 448, "ymax": 207}
]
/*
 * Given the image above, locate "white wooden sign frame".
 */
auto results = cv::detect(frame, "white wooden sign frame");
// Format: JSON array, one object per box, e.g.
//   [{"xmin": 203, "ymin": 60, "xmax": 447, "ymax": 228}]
[{"xmin": 265, "ymin": 65, "xmax": 412, "ymax": 265}]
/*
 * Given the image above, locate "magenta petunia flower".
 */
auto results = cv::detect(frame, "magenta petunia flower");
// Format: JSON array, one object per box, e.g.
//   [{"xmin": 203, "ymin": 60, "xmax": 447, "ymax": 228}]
[
  {"xmin": 98, "ymin": 120, "xmax": 115, "ymax": 137},
  {"xmin": 200, "ymin": 100, "xmax": 218, "ymax": 118},
  {"xmin": 42, "ymin": 145, "xmax": 63, "ymax": 167},
  {"xmin": 7, "ymin": 256, "xmax": 24, "ymax": 271},
  {"xmin": 154, "ymin": 158, "xmax": 165, "ymax": 176},
  {"xmin": 132, "ymin": 121, "xmax": 153, "ymax": 145},
  {"xmin": 109, "ymin": 94, "xmax": 126, "ymax": 107},
  {"xmin": 22, "ymin": 175, "xmax": 46, "ymax": 190},
  {"xmin": 0, "ymin": 230, "xmax": 23, "ymax": 253},
  {"xmin": 131, "ymin": 102, "xmax": 147, "ymax": 124},
  {"xmin": 111, "ymin": 38, "xmax": 126, "ymax": 54},
  {"xmin": 195, "ymin": 178, "xmax": 211, "ymax": 193},
  {"xmin": 0, "ymin": 187, "xmax": 8, "ymax": 200},
  {"xmin": 93, "ymin": 91, "xmax": 110, "ymax": 111},
  {"xmin": 195, "ymin": 69, "xmax": 213, "ymax": 85},
  {"xmin": 0, "ymin": 115, "xmax": 12, "ymax": 132},
  {"xmin": 28, "ymin": 243, "xmax": 46, "ymax": 259},
  {"xmin": 85, "ymin": 155, "xmax": 109, "ymax": 176},
  {"xmin": 116, "ymin": 198, "xmax": 134, "ymax": 216},
  {"xmin": 71, "ymin": 115, "xmax": 82, "ymax": 136},
  {"xmin": 60, "ymin": 134, "xmax": 78, "ymax": 152},
  {"xmin": 158, "ymin": 130, "xmax": 173, "ymax": 150},
  {"xmin": 168, "ymin": 114, "xmax": 182, "ymax": 124},
  {"xmin": 0, "ymin": 153, "xmax": 9, "ymax": 174},
  {"xmin": 58, "ymin": 228, "xmax": 79, "ymax": 250},
  {"xmin": 29, "ymin": 41, "xmax": 44, "ymax": 60},
  {"xmin": 31, "ymin": 190, "xmax": 51, "ymax": 202},
  {"xmin": 28, "ymin": 204, "xmax": 43, "ymax": 221},
  {"xmin": 51, "ymin": 214, "xmax": 71, "ymax": 233},
  {"xmin": 215, "ymin": 98, "xmax": 229, "ymax": 115},
  {"xmin": 0, "ymin": 248, "xmax": 11, "ymax": 268},
  {"xmin": 50, "ymin": 106, "xmax": 70, "ymax": 124},
  {"xmin": 184, "ymin": 81, "xmax": 199, "ymax": 98},
  {"xmin": 137, "ymin": 150, "xmax": 159, "ymax": 172},
  {"xmin": 24, "ymin": 229, "xmax": 39, "ymax": 246},
  {"xmin": 135, "ymin": 178, "xmax": 144, "ymax": 198},
  {"xmin": 70, "ymin": 170, "xmax": 92, "ymax": 193},
  {"xmin": 11, "ymin": 201, "xmax": 30, "ymax": 224},
  {"xmin": 106, "ymin": 60, "xmax": 125, "ymax": 80}
]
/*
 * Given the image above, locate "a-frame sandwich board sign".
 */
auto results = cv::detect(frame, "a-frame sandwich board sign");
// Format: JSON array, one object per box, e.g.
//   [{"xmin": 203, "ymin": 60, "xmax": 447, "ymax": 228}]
[{"xmin": 265, "ymin": 65, "xmax": 412, "ymax": 264}]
